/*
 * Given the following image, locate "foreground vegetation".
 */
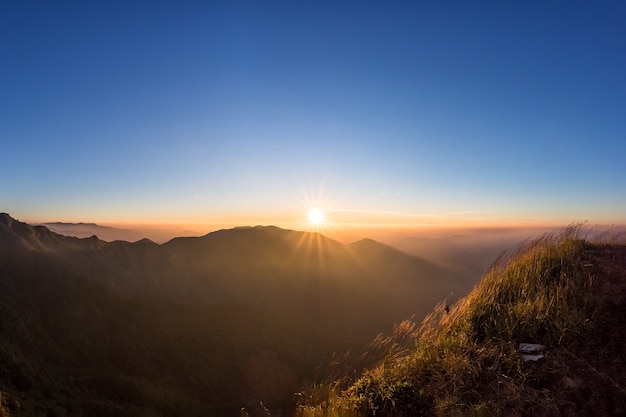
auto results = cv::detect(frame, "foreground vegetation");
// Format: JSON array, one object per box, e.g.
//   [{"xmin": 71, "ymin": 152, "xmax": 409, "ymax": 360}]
[{"xmin": 298, "ymin": 227, "xmax": 626, "ymax": 416}]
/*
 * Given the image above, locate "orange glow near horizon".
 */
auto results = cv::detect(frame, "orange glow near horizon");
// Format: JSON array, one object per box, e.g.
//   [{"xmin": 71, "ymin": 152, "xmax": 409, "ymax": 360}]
[
  {"xmin": 19, "ymin": 192, "xmax": 626, "ymax": 246},
  {"xmin": 26, "ymin": 213, "xmax": 620, "ymax": 233},
  {"xmin": 21, "ymin": 209, "xmax": 626, "ymax": 247},
  {"xmin": 17, "ymin": 176, "xmax": 626, "ymax": 237}
]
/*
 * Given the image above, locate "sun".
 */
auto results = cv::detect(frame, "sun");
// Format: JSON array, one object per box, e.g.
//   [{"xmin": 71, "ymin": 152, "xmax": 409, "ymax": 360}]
[{"xmin": 307, "ymin": 208, "xmax": 326, "ymax": 226}]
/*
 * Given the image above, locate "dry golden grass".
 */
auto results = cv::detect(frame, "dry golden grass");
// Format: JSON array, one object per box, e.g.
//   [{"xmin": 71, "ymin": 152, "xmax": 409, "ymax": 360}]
[{"xmin": 298, "ymin": 225, "xmax": 626, "ymax": 417}]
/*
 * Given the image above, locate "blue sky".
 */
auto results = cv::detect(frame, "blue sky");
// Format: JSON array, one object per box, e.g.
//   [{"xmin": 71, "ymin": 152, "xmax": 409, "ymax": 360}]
[{"xmin": 2, "ymin": 1, "xmax": 625, "ymax": 230}]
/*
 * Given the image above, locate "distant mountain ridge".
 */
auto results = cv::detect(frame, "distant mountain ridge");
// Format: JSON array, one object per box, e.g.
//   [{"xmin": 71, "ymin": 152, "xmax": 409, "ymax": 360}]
[
  {"xmin": 0, "ymin": 213, "xmax": 470, "ymax": 416},
  {"xmin": 34, "ymin": 220, "xmax": 148, "ymax": 243},
  {"xmin": 1, "ymin": 212, "xmax": 99, "ymax": 251}
]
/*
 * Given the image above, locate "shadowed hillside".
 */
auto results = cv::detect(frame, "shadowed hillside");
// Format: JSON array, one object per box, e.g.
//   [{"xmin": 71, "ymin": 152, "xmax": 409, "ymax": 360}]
[
  {"xmin": 0, "ymin": 213, "xmax": 468, "ymax": 416},
  {"xmin": 298, "ymin": 227, "xmax": 626, "ymax": 417}
]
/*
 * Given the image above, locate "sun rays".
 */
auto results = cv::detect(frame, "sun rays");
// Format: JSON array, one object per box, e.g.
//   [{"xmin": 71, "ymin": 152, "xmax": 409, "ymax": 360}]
[{"xmin": 307, "ymin": 208, "xmax": 326, "ymax": 228}]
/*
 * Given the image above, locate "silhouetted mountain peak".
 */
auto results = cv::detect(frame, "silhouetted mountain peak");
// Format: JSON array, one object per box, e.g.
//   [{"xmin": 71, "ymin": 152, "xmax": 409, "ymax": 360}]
[
  {"xmin": 0, "ymin": 213, "xmax": 47, "ymax": 250},
  {"xmin": 350, "ymin": 237, "xmax": 389, "ymax": 249},
  {"xmin": 0, "ymin": 212, "xmax": 12, "ymax": 224},
  {"xmin": 349, "ymin": 237, "xmax": 412, "ymax": 258},
  {"xmin": 135, "ymin": 237, "xmax": 157, "ymax": 246},
  {"xmin": 0, "ymin": 212, "xmax": 27, "ymax": 232}
]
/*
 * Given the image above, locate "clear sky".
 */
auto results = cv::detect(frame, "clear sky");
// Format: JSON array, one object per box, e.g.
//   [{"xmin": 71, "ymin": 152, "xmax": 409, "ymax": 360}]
[{"xmin": 2, "ymin": 1, "xmax": 625, "ymax": 233}]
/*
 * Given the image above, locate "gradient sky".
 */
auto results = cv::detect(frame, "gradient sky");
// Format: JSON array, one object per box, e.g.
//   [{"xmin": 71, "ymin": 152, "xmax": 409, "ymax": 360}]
[{"xmin": 2, "ymin": 1, "xmax": 625, "ymax": 231}]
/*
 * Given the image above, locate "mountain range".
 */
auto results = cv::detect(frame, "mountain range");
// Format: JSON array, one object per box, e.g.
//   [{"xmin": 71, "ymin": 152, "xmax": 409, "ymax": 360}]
[
  {"xmin": 36, "ymin": 222, "xmax": 203, "ymax": 244},
  {"xmin": 0, "ymin": 213, "xmax": 473, "ymax": 416},
  {"xmin": 34, "ymin": 222, "xmax": 147, "ymax": 243}
]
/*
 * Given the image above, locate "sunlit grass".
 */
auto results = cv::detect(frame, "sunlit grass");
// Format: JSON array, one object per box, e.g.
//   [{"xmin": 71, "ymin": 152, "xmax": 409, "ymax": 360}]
[{"xmin": 297, "ymin": 224, "xmax": 626, "ymax": 416}]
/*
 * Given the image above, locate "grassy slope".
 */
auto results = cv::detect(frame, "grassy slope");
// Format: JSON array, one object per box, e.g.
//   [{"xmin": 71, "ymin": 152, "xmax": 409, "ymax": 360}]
[{"xmin": 299, "ymin": 227, "xmax": 626, "ymax": 417}]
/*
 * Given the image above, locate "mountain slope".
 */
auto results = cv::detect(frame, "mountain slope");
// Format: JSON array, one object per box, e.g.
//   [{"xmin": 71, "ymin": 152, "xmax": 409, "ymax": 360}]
[
  {"xmin": 300, "ymin": 228, "xmax": 626, "ymax": 417},
  {"xmin": 0, "ymin": 213, "xmax": 469, "ymax": 416}
]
